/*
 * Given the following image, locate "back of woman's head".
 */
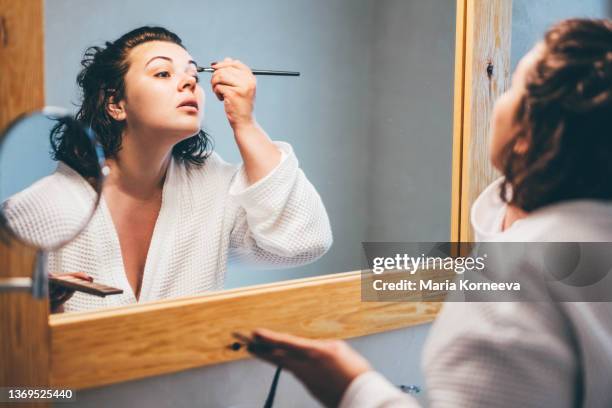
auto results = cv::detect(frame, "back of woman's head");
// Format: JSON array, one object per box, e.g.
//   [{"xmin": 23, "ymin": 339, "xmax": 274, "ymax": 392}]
[
  {"xmin": 51, "ymin": 26, "xmax": 211, "ymax": 177},
  {"xmin": 501, "ymin": 18, "xmax": 612, "ymax": 212}
]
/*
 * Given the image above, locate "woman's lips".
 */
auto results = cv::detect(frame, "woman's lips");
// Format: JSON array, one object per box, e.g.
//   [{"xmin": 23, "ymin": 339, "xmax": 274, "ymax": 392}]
[
  {"xmin": 177, "ymin": 99, "xmax": 199, "ymax": 111},
  {"xmin": 178, "ymin": 105, "xmax": 198, "ymax": 112}
]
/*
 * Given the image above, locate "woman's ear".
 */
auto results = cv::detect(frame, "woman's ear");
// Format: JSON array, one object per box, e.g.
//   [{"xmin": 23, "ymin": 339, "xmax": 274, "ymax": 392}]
[
  {"xmin": 106, "ymin": 93, "xmax": 126, "ymax": 121},
  {"xmin": 513, "ymin": 137, "xmax": 529, "ymax": 154}
]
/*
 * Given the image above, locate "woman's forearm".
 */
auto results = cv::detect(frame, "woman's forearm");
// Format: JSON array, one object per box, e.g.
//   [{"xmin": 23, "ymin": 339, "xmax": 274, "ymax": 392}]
[
  {"xmin": 233, "ymin": 121, "xmax": 282, "ymax": 185},
  {"xmin": 210, "ymin": 57, "xmax": 282, "ymax": 183}
]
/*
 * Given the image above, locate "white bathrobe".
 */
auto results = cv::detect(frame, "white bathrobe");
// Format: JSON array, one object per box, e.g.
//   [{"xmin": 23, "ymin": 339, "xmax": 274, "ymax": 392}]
[
  {"xmin": 340, "ymin": 178, "xmax": 612, "ymax": 408},
  {"xmin": 3, "ymin": 142, "xmax": 333, "ymax": 312}
]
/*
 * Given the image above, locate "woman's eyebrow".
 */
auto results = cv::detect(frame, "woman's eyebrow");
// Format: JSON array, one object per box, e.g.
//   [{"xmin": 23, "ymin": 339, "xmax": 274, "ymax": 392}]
[
  {"xmin": 145, "ymin": 56, "xmax": 198, "ymax": 69},
  {"xmin": 145, "ymin": 56, "xmax": 172, "ymax": 67}
]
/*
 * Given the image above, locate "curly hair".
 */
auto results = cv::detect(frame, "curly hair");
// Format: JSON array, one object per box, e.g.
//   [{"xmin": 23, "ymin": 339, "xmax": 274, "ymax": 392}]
[
  {"xmin": 500, "ymin": 18, "xmax": 612, "ymax": 212},
  {"xmin": 50, "ymin": 26, "xmax": 212, "ymax": 178}
]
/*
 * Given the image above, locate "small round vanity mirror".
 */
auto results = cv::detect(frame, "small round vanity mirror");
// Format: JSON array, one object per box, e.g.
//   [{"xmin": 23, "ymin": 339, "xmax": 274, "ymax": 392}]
[{"xmin": 0, "ymin": 107, "xmax": 107, "ymax": 251}]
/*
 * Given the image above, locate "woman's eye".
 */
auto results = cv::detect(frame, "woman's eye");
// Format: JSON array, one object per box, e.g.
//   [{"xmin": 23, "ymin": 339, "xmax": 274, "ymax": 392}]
[
  {"xmin": 155, "ymin": 71, "xmax": 171, "ymax": 78},
  {"xmin": 193, "ymin": 75, "xmax": 200, "ymax": 83}
]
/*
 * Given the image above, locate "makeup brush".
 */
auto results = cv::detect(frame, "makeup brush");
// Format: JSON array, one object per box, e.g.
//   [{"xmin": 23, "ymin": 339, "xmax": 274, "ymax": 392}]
[{"xmin": 197, "ymin": 66, "xmax": 300, "ymax": 76}]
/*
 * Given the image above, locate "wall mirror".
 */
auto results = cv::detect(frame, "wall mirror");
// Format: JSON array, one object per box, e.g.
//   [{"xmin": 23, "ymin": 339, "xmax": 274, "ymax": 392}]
[
  {"xmin": 31, "ymin": 0, "xmax": 457, "ymax": 314},
  {"xmin": 1, "ymin": 0, "xmax": 515, "ymax": 393}
]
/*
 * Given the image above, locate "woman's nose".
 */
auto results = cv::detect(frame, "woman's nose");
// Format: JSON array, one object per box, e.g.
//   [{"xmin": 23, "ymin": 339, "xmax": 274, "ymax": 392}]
[{"xmin": 180, "ymin": 74, "xmax": 197, "ymax": 91}]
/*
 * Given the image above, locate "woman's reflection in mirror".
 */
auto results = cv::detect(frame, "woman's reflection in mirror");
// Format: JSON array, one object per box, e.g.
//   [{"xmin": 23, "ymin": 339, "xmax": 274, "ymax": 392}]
[{"xmin": 14, "ymin": 26, "xmax": 333, "ymax": 312}]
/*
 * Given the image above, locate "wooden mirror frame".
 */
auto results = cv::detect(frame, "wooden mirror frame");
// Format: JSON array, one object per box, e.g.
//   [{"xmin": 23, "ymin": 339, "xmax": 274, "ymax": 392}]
[{"xmin": 0, "ymin": 0, "xmax": 512, "ymax": 396}]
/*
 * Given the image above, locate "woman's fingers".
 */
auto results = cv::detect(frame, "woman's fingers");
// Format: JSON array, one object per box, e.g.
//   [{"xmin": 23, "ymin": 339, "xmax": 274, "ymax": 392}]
[
  {"xmin": 70, "ymin": 272, "xmax": 93, "ymax": 282},
  {"xmin": 210, "ymin": 56, "xmax": 233, "ymax": 68},
  {"xmin": 49, "ymin": 286, "xmax": 76, "ymax": 313},
  {"xmin": 49, "ymin": 283, "xmax": 76, "ymax": 301},
  {"xmin": 247, "ymin": 328, "xmax": 324, "ymax": 368},
  {"xmin": 209, "ymin": 57, "xmax": 257, "ymax": 129},
  {"xmin": 253, "ymin": 328, "xmax": 322, "ymax": 352},
  {"xmin": 248, "ymin": 345, "xmax": 291, "ymax": 366},
  {"xmin": 49, "ymin": 272, "xmax": 93, "ymax": 312},
  {"xmin": 212, "ymin": 84, "xmax": 238, "ymax": 101},
  {"xmin": 210, "ymin": 59, "xmax": 251, "ymax": 84},
  {"xmin": 250, "ymin": 329, "xmax": 372, "ymax": 373},
  {"xmin": 211, "ymin": 66, "xmax": 255, "ymax": 102},
  {"xmin": 211, "ymin": 57, "xmax": 249, "ymax": 71},
  {"xmin": 49, "ymin": 271, "xmax": 93, "ymax": 296},
  {"xmin": 210, "ymin": 58, "xmax": 255, "ymax": 90},
  {"xmin": 210, "ymin": 66, "xmax": 243, "ymax": 88},
  {"xmin": 54, "ymin": 289, "xmax": 75, "ymax": 304},
  {"xmin": 249, "ymin": 344, "xmax": 320, "ymax": 376},
  {"xmin": 50, "ymin": 271, "xmax": 93, "ymax": 281}
]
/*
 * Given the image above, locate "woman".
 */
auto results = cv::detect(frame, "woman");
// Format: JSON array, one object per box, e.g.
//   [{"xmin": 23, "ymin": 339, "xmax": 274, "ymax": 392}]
[
  {"xmin": 247, "ymin": 18, "xmax": 612, "ymax": 407},
  {"xmin": 3, "ymin": 26, "xmax": 332, "ymax": 312}
]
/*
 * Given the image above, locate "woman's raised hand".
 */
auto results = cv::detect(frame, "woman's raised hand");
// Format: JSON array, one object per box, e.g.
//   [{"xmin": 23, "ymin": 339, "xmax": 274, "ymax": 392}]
[{"xmin": 210, "ymin": 57, "xmax": 257, "ymax": 132}]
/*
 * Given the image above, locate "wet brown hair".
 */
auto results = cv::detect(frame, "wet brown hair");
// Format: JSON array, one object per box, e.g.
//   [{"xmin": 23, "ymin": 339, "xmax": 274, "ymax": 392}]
[
  {"xmin": 50, "ymin": 26, "xmax": 212, "ymax": 178},
  {"xmin": 500, "ymin": 18, "xmax": 612, "ymax": 212}
]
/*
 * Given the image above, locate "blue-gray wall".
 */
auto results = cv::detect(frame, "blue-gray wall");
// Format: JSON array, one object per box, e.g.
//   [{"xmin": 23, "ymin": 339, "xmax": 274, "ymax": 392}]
[
  {"xmin": 70, "ymin": 325, "xmax": 430, "ymax": 408},
  {"xmin": 44, "ymin": 0, "xmax": 456, "ymax": 290},
  {"xmin": 365, "ymin": 0, "xmax": 455, "ymax": 242},
  {"xmin": 0, "ymin": 115, "xmax": 57, "ymax": 203},
  {"xmin": 511, "ymin": 0, "xmax": 611, "ymax": 69}
]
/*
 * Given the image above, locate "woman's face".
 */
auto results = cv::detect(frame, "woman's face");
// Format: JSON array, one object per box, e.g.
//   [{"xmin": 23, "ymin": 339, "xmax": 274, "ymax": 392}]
[
  {"xmin": 489, "ymin": 43, "xmax": 543, "ymax": 170},
  {"xmin": 113, "ymin": 41, "xmax": 205, "ymax": 141}
]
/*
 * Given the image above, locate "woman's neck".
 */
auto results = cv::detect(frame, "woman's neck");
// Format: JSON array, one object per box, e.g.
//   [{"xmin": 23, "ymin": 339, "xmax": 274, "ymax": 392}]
[
  {"xmin": 502, "ymin": 204, "xmax": 529, "ymax": 231},
  {"xmin": 105, "ymin": 130, "xmax": 173, "ymax": 200}
]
